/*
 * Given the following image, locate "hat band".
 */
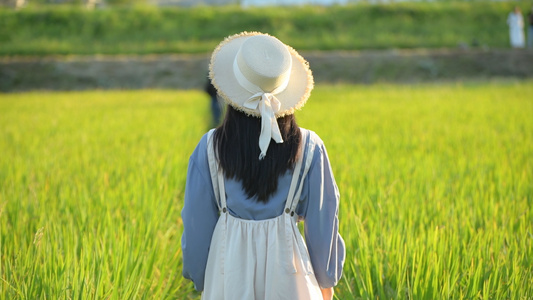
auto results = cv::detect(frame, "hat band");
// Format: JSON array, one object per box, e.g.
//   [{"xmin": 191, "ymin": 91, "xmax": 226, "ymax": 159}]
[{"xmin": 233, "ymin": 58, "xmax": 290, "ymax": 159}]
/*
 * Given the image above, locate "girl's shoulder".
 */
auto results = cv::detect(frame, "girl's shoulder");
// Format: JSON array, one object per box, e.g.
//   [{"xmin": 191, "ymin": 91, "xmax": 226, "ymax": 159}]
[
  {"xmin": 299, "ymin": 128, "xmax": 329, "ymax": 166},
  {"xmin": 300, "ymin": 128, "xmax": 326, "ymax": 149},
  {"xmin": 188, "ymin": 131, "xmax": 212, "ymax": 171},
  {"xmin": 196, "ymin": 128, "xmax": 218, "ymax": 154}
]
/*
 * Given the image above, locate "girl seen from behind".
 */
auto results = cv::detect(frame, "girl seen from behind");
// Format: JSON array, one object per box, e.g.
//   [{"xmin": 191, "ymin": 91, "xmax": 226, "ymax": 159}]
[{"xmin": 181, "ymin": 32, "xmax": 345, "ymax": 300}]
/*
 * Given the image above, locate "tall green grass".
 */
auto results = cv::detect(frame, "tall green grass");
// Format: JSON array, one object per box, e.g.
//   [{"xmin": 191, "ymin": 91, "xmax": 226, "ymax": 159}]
[
  {"xmin": 1, "ymin": 81, "xmax": 532, "ymax": 299},
  {"xmin": 1, "ymin": 1, "xmax": 531, "ymax": 56},
  {"xmin": 304, "ymin": 82, "xmax": 533, "ymax": 299}
]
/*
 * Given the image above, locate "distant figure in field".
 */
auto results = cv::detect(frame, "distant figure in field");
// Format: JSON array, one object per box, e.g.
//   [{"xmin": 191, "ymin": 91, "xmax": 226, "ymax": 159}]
[
  {"xmin": 527, "ymin": 6, "xmax": 533, "ymax": 48},
  {"xmin": 507, "ymin": 6, "xmax": 525, "ymax": 48},
  {"xmin": 205, "ymin": 77, "xmax": 222, "ymax": 127}
]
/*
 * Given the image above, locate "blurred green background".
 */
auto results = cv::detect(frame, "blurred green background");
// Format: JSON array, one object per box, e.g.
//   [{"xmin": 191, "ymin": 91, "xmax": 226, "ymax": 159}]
[{"xmin": 1, "ymin": 0, "xmax": 532, "ymax": 56}]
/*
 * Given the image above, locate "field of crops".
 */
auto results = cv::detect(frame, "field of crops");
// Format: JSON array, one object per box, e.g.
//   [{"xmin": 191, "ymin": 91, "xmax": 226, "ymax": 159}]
[{"xmin": 1, "ymin": 81, "xmax": 532, "ymax": 299}]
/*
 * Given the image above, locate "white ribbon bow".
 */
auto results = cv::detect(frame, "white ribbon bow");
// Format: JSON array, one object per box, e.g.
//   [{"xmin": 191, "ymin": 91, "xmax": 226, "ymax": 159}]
[
  {"xmin": 243, "ymin": 93, "xmax": 284, "ymax": 160},
  {"xmin": 233, "ymin": 56, "xmax": 290, "ymax": 160}
]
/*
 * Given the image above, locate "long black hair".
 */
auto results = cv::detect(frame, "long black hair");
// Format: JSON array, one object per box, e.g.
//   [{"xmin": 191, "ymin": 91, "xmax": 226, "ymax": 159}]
[{"xmin": 213, "ymin": 106, "xmax": 302, "ymax": 203}]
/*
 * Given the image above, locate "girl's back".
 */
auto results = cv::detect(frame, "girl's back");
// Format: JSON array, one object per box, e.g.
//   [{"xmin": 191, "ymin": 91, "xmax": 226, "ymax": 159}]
[{"xmin": 181, "ymin": 31, "xmax": 345, "ymax": 299}]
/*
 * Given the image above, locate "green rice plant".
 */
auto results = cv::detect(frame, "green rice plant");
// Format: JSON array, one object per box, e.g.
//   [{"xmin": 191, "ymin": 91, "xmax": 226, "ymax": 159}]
[
  {"xmin": 0, "ymin": 80, "xmax": 532, "ymax": 299},
  {"xmin": 299, "ymin": 81, "xmax": 533, "ymax": 299},
  {"xmin": 0, "ymin": 91, "xmax": 206, "ymax": 299}
]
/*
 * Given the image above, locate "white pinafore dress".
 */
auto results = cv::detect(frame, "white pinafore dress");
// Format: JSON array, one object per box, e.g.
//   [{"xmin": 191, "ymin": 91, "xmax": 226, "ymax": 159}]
[{"xmin": 202, "ymin": 129, "xmax": 322, "ymax": 300}]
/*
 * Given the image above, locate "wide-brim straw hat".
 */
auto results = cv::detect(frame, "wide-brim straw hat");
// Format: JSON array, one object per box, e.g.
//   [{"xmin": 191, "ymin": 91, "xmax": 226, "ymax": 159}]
[{"xmin": 209, "ymin": 31, "xmax": 314, "ymax": 118}]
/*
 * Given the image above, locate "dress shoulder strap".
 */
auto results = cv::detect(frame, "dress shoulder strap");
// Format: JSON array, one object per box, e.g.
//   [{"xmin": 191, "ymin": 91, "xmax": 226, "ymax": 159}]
[
  {"xmin": 285, "ymin": 130, "xmax": 306, "ymax": 209},
  {"xmin": 284, "ymin": 128, "xmax": 317, "ymax": 214},
  {"xmin": 206, "ymin": 129, "xmax": 223, "ymax": 211}
]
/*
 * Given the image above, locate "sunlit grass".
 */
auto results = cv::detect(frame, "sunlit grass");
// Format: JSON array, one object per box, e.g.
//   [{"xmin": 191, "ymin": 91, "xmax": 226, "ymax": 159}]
[
  {"xmin": 300, "ymin": 82, "xmax": 533, "ymax": 299},
  {"xmin": 1, "ymin": 81, "xmax": 532, "ymax": 299}
]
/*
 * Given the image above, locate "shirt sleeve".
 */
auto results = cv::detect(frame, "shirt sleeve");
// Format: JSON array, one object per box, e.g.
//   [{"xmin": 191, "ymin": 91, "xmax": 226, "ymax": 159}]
[
  {"xmin": 181, "ymin": 136, "xmax": 219, "ymax": 291},
  {"xmin": 298, "ymin": 136, "xmax": 346, "ymax": 289}
]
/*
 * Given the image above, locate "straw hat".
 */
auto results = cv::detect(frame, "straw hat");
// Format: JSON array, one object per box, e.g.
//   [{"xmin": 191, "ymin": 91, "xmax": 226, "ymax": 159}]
[{"xmin": 209, "ymin": 31, "xmax": 314, "ymax": 159}]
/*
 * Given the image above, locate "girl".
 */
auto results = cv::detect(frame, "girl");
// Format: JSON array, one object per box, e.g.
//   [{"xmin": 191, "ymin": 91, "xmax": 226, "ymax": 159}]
[{"xmin": 181, "ymin": 32, "xmax": 345, "ymax": 300}]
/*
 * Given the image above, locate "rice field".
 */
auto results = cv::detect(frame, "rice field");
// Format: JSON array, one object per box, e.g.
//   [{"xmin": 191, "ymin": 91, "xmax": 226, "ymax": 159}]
[{"xmin": 1, "ymin": 81, "xmax": 532, "ymax": 299}]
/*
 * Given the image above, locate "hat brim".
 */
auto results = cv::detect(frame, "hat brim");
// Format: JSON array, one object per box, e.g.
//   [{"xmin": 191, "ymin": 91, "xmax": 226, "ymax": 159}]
[{"xmin": 209, "ymin": 32, "xmax": 314, "ymax": 118}]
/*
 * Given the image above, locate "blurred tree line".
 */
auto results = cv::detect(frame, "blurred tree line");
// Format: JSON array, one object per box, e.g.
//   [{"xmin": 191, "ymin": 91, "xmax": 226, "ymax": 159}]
[
  {"xmin": 0, "ymin": 0, "xmax": 517, "ymax": 10},
  {"xmin": 1, "ymin": 0, "xmax": 241, "ymax": 9}
]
